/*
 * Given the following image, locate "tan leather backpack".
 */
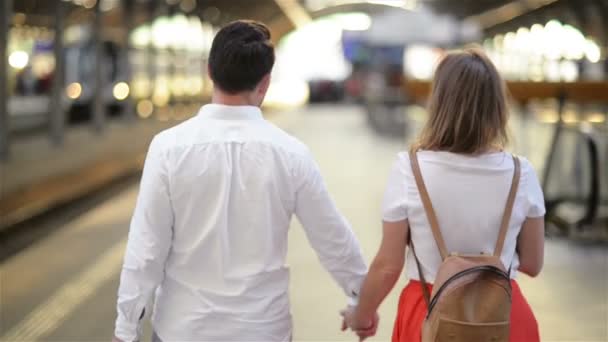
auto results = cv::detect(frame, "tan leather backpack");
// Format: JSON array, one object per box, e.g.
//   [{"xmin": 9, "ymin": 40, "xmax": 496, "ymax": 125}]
[{"xmin": 408, "ymin": 150, "xmax": 520, "ymax": 342}]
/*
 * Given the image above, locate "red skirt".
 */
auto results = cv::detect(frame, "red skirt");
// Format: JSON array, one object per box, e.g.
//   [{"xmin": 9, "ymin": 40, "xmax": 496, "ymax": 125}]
[{"xmin": 392, "ymin": 280, "xmax": 540, "ymax": 342}]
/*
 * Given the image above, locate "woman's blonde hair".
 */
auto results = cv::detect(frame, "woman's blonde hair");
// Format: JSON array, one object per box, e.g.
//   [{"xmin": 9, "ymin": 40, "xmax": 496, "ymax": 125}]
[{"xmin": 416, "ymin": 47, "xmax": 509, "ymax": 154}]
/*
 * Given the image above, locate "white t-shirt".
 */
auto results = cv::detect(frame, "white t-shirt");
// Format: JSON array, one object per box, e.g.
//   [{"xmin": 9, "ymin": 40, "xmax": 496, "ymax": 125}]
[{"xmin": 382, "ymin": 150, "xmax": 545, "ymax": 282}]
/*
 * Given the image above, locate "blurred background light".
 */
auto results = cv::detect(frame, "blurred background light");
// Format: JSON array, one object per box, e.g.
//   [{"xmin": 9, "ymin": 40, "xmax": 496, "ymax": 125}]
[
  {"xmin": 112, "ymin": 82, "xmax": 130, "ymax": 101},
  {"xmin": 152, "ymin": 16, "xmax": 171, "ymax": 49},
  {"xmin": 82, "ymin": 0, "xmax": 97, "ymax": 9},
  {"xmin": 264, "ymin": 80, "xmax": 310, "ymax": 108},
  {"xmin": 543, "ymin": 20, "xmax": 563, "ymax": 60},
  {"xmin": 66, "ymin": 82, "xmax": 82, "ymax": 99},
  {"xmin": 8, "ymin": 50, "xmax": 29, "ymax": 69},
  {"xmin": 170, "ymin": 14, "xmax": 190, "ymax": 50},
  {"xmin": 559, "ymin": 60, "xmax": 578, "ymax": 82},
  {"xmin": 562, "ymin": 25, "xmax": 585, "ymax": 60},
  {"xmin": 336, "ymin": 12, "xmax": 372, "ymax": 31},
  {"xmin": 131, "ymin": 25, "xmax": 151, "ymax": 48},
  {"xmin": 585, "ymin": 39, "xmax": 601, "ymax": 63},
  {"xmin": 404, "ymin": 45, "xmax": 439, "ymax": 80},
  {"xmin": 137, "ymin": 100, "xmax": 154, "ymax": 118}
]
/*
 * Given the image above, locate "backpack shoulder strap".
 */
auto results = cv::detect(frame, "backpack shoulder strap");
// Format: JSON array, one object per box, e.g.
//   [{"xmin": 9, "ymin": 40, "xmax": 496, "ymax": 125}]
[
  {"xmin": 494, "ymin": 155, "xmax": 521, "ymax": 257},
  {"xmin": 409, "ymin": 150, "xmax": 449, "ymax": 260}
]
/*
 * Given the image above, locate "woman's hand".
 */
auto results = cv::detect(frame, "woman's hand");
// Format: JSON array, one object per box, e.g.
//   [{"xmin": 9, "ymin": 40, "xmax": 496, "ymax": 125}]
[{"xmin": 340, "ymin": 306, "xmax": 379, "ymax": 341}]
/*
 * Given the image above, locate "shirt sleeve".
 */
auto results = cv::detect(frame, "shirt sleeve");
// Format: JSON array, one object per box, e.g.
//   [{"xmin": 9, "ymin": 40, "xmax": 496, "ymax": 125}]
[
  {"xmin": 522, "ymin": 158, "xmax": 546, "ymax": 218},
  {"xmin": 381, "ymin": 154, "xmax": 408, "ymax": 222},
  {"xmin": 293, "ymin": 153, "xmax": 367, "ymax": 304},
  {"xmin": 115, "ymin": 135, "xmax": 174, "ymax": 342}
]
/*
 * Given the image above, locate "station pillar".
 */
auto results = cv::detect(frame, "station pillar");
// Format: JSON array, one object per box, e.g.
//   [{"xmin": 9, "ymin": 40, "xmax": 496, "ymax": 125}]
[
  {"xmin": 121, "ymin": 0, "xmax": 135, "ymax": 121},
  {"xmin": 0, "ymin": 0, "xmax": 13, "ymax": 160},
  {"xmin": 50, "ymin": 0, "xmax": 66, "ymax": 145},
  {"xmin": 92, "ymin": 0, "xmax": 105, "ymax": 133}
]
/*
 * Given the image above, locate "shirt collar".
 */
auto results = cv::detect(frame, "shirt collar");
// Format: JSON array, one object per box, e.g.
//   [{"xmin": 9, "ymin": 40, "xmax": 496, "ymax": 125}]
[{"xmin": 198, "ymin": 103, "xmax": 263, "ymax": 121}]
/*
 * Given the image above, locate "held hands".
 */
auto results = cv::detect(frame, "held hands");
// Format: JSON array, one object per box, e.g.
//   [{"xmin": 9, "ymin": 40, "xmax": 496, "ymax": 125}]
[{"xmin": 340, "ymin": 306, "xmax": 379, "ymax": 341}]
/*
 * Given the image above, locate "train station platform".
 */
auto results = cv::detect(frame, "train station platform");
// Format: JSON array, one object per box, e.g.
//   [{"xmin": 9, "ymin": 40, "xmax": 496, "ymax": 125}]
[
  {"xmin": 1, "ymin": 105, "xmax": 606, "ymax": 341},
  {"xmin": 0, "ymin": 118, "xmax": 176, "ymax": 231}
]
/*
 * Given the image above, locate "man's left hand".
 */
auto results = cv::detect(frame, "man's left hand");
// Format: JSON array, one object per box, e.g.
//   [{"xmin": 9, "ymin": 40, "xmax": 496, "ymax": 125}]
[{"xmin": 340, "ymin": 306, "xmax": 379, "ymax": 341}]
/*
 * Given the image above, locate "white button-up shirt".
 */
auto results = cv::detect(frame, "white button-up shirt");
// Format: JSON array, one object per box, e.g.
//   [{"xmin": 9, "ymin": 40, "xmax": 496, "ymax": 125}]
[{"xmin": 115, "ymin": 104, "xmax": 367, "ymax": 342}]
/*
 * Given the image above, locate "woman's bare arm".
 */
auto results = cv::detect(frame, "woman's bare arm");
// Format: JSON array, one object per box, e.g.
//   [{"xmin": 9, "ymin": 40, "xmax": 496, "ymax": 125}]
[
  {"xmin": 516, "ymin": 217, "xmax": 545, "ymax": 277},
  {"xmin": 351, "ymin": 220, "xmax": 409, "ymax": 327}
]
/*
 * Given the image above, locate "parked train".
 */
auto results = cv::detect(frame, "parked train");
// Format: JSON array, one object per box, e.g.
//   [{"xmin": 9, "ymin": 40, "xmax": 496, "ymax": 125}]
[{"xmin": 8, "ymin": 25, "xmax": 129, "ymax": 132}]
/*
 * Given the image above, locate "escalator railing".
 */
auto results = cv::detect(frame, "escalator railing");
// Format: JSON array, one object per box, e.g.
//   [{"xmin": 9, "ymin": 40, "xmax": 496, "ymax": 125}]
[{"xmin": 543, "ymin": 103, "xmax": 606, "ymax": 235}]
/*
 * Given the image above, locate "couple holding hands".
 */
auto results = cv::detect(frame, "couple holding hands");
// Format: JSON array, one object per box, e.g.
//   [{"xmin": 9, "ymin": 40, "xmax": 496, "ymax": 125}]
[{"xmin": 113, "ymin": 20, "xmax": 544, "ymax": 342}]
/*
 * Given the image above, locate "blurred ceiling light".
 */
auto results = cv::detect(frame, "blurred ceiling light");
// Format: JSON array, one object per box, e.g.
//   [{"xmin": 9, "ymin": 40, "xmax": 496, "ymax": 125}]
[
  {"xmin": 113, "ymin": 82, "xmax": 130, "ymax": 100},
  {"xmin": 82, "ymin": 0, "xmax": 97, "ymax": 9},
  {"xmin": 404, "ymin": 45, "xmax": 439, "ymax": 80},
  {"xmin": 503, "ymin": 32, "xmax": 516, "ymax": 52},
  {"xmin": 8, "ymin": 51, "xmax": 29, "ymax": 69},
  {"xmin": 170, "ymin": 14, "xmax": 190, "ymax": 50},
  {"xmin": 529, "ymin": 23, "xmax": 544, "ymax": 54},
  {"xmin": 529, "ymin": 64, "xmax": 544, "ymax": 82},
  {"xmin": 514, "ymin": 27, "xmax": 530, "ymax": 51},
  {"xmin": 274, "ymin": 0, "xmax": 312, "ymax": 28},
  {"xmin": 537, "ymin": 109, "xmax": 558, "ymax": 123},
  {"xmin": 586, "ymin": 113, "xmax": 605, "ymax": 124},
  {"xmin": 562, "ymin": 25, "xmax": 585, "ymax": 60},
  {"xmin": 276, "ymin": 15, "xmax": 351, "ymax": 81},
  {"xmin": 66, "ymin": 82, "xmax": 82, "ymax": 99},
  {"xmin": 131, "ymin": 25, "xmax": 151, "ymax": 47},
  {"xmin": 559, "ymin": 60, "xmax": 578, "ymax": 82},
  {"xmin": 180, "ymin": 0, "xmax": 197, "ymax": 12},
  {"xmin": 137, "ymin": 100, "xmax": 154, "ymax": 118},
  {"xmin": 562, "ymin": 109, "xmax": 578, "ymax": 123},
  {"xmin": 544, "ymin": 60, "xmax": 560, "ymax": 82},
  {"xmin": 543, "ymin": 19, "xmax": 563, "ymax": 60},
  {"xmin": 187, "ymin": 16, "xmax": 205, "ymax": 52},
  {"xmin": 336, "ymin": 12, "xmax": 371, "ymax": 31},
  {"xmin": 152, "ymin": 16, "xmax": 171, "ymax": 49},
  {"xmin": 585, "ymin": 39, "xmax": 601, "ymax": 63},
  {"xmin": 493, "ymin": 34, "xmax": 504, "ymax": 50}
]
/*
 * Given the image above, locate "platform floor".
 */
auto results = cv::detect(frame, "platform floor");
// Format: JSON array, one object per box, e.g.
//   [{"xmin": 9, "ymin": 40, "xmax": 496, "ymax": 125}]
[{"xmin": 1, "ymin": 105, "xmax": 607, "ymax": 341}]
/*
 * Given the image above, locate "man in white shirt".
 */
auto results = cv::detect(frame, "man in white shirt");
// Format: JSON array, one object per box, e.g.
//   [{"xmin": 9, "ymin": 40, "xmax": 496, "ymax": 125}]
[{"xmin": 113, "ymin": 20, "xmax": 371, "ymax": 342}]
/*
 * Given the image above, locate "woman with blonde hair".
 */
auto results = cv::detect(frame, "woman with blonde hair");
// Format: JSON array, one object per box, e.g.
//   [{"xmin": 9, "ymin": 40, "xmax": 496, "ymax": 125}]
[{"xmin": 343, "ymin": 48, "xmax": 545, "ymax": 341}]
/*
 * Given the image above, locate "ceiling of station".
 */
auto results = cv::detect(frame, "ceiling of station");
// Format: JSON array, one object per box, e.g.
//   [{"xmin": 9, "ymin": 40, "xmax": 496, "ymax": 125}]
[{"xmin": 11, "ymin": 0, "xmax": 608, "ymax": 41}]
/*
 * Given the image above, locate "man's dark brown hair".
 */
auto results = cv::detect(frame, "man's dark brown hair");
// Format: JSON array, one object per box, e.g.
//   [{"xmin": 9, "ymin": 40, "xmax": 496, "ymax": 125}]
[
  {"xmin": 208, "ymin": 20, "xmax": 275, "ymax": 94},
  {"xmin": 417, "ymin": 47, "xmax": 509, "ymax": 154}
]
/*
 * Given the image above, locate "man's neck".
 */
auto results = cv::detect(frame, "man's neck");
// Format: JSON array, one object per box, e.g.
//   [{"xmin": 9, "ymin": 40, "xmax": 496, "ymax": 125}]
[{"xmin": 211, "ymin": 90, "xmax": 258, "ymax": 107}]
